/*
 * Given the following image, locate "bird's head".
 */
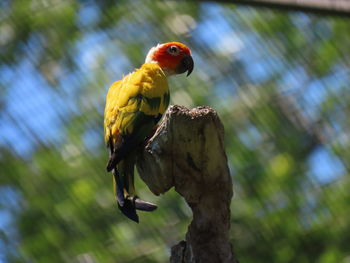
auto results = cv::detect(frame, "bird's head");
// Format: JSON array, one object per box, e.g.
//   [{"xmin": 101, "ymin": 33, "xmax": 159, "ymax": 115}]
[{"xmin": 145, "ymin": 42, "xmax": 194, "ymax": 77}]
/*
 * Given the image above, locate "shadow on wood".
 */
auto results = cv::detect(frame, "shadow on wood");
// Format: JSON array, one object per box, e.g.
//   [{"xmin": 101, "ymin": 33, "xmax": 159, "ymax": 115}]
[{"xmin": 136, "ymin": 105, "xmax": 239, "ymax": 263}]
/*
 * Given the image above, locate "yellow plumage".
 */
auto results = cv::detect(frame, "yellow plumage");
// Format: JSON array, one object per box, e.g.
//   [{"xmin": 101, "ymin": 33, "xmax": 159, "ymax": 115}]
[{"xmin": 104, "ymin": 63, "xmax": 169, "ymax": 146}]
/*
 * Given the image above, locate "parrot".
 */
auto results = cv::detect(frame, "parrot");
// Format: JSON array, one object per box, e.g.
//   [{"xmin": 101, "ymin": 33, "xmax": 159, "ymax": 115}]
[{"xmin": 104, "ymin": 42, "xmax": 194, "ymax": 222}]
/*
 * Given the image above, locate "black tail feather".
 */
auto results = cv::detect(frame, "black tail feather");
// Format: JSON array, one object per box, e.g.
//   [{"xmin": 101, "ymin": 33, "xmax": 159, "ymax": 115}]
[
  {"xmin": 109, "ymin": 150, "xmax": 157, "ymax": 222},
  {"xmin": 107, "ymin": 153, "xmax": 120, "ymax": 172},
  {"xmin": 113, "ymin": 169, "xmax": 125, "ymax": 207},
  {"xmin": 106, "ymin": 136, "xmax": 140, "ymax": 172}
]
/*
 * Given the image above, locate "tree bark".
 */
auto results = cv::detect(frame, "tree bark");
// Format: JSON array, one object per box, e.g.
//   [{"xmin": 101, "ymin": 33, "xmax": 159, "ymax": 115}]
[{"xmin": 136, "ymin": 105, "xmax": 239, "ymax": 263}]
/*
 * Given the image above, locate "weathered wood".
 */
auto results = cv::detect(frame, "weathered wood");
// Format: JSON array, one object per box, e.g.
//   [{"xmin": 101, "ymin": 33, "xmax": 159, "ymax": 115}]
[{"xmin": 136, "ymin": 105, "xmax": 238, "ymax": 263}]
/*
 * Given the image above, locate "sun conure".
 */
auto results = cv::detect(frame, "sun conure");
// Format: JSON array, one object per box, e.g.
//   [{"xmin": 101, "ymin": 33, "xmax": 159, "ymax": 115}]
[{"xmin": 104, "ymin": 42, "xmax": 194, "ymax": 222}]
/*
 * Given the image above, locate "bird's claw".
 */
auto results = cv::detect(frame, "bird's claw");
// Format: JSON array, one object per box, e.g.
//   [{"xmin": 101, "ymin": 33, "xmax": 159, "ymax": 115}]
[{"xmin": 133, "ymin": 197, "xmax": 157, "ymax": 212}]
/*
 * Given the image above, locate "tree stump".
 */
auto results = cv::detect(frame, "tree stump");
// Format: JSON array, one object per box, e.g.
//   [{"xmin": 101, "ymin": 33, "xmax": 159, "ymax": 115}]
[{"xmin": 136, "ymin": 105, "xmax": 238, "ymax": 263}]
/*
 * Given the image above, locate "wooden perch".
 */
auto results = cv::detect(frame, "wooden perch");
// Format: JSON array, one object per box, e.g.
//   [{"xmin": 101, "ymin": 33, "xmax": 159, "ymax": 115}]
[{"xmin": 136, "ymin": 105, "xmax": 239, "ymax": 263}]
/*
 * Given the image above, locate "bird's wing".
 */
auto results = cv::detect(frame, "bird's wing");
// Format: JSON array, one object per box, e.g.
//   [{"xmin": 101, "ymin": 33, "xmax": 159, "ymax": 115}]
[
  {"xmin": 104, "ymin": 79, "xmax": 122, "ymax": 147},
  {"xmin": 104, "ymin": 64, "xmax": 169, "ymax": 170}
]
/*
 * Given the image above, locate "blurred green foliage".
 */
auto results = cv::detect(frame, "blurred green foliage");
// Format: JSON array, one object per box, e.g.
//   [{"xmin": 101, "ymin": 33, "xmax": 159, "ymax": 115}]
[{"xmin": 1, "ymin": 0, "xmax": 350, "ymax": 262}]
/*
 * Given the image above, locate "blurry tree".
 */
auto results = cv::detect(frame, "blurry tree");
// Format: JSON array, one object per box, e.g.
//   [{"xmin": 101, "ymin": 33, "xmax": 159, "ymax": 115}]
[{"xmin": 1, "ymin": 0, "xmax": 350, "ymax": 263}]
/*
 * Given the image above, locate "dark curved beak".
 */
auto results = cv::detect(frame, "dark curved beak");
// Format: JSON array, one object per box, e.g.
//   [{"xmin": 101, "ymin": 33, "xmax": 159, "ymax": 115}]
[{"xmin": 176, "ymin": 55, "xmax": 194, "ymax": 76}]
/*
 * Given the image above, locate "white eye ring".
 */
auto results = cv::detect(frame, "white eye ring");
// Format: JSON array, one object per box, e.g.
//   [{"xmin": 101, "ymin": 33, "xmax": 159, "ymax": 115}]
[{"xmin": 167, "ymin": 45, "xmax": 180, "ymax": 56}]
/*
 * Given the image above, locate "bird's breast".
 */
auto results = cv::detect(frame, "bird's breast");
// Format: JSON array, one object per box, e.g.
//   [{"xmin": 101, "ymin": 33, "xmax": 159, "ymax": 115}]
[
  {"xmin": 139, "ymin": 63, "xmax": 169, "ymax": 98},
  {"xmin": 137, "ymin": 63, "xmax": 170, "ymax": 115}
]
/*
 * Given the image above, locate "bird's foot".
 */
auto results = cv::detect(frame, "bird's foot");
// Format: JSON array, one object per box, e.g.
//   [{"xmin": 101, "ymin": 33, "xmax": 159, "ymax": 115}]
[
  {"xmin": 118, "ymin": 196, "xmax": 157, "ymax": 223},
  {"xmin": 118, "ymin": 198, "xmax": 139, "ymax": 223}
]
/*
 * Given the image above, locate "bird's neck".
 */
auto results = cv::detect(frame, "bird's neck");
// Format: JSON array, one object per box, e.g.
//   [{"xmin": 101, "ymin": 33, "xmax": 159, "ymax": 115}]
[{"xmin": 161, "ymin": 68, "xmax": 176, "ymax": 77}]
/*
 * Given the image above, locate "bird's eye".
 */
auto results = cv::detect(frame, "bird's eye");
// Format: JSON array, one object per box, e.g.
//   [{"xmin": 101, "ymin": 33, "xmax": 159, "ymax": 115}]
[{"xmin": 167, "ymin": 45, "xmax": 180, "ymax": 56}]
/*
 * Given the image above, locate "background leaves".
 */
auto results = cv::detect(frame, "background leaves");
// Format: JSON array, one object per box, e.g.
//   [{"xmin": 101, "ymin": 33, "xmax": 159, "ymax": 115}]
[{"xmin": 1, "ymin": 1, "xmax": 350, "ymax": 262}]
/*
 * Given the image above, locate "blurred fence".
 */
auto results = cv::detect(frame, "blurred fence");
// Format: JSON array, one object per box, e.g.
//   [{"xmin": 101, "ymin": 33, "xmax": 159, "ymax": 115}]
[{"xmin": 1, "ymin": 1, "xmax": 350, "ymax": 262}]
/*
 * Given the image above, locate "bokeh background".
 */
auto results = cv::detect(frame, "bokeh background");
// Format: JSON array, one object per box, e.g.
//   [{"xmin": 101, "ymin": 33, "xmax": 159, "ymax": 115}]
[{"xmin": 1, "ymin": 0, "xmax": 350, "ymax": 262}]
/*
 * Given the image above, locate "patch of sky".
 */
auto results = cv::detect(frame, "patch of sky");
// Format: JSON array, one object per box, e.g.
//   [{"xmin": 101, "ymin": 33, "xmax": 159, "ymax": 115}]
[
  {"xmin": 1, "ymin": 16, "xmax": 143, "ymax": 157},
  {"xmin": 196, "ymin": 4, "xmax": 289, "ymax": 86},
  {"xmin": 0, "ymin": 114, "xmax": 34, "ymax": 156},
  {"xmin": 279, "ymin": 66, "xmax": 308, "ymax": 93},
  {"xmin": 243, "ymin": 56, "xmax": 279, "ymax": 84},
  {"xmin": 57, "ymin": 71, "xmax": 84, "ymax": 115},
  {"xmin": 195, "ymin": 4, "xmax": 277, "ymax": 93},
  {"xmin": 0, "ymin": 65, "xmax": 15, "ymax": 86},
  {"xmin": 82, "ymin": 127, "xmax": 103, "ymax": 154},
  {"xmin": 240, "ymin": 35, "xmax": 263, "ymax": 60},
  {"xmin": 290, "ymin": 12, "xmax": 311, "ymax": 28},
  {"xmin": 277, "ymin": 54, "xmax": 349, "ymax": 128},
  {"xmin": 297, "ymin": 74, "xmax": 344, "ymax": 120},
  {"xmin": 196, "ymin": 3, "xmax": 236, "ymax": 50},
  {"xmin": 308, "ymin": 146, "xmax": 345, "ymax": 185},
  {"xmin": 73, "ymin": 31, "xmax": 111, "ymax": 73},
  {"xmin": 77, "ymin": 3, "xmax": 101, "ymax": 28},
  {"xmin": 0, "ymin": 0, "xmax": 10, "ymax": 9},
  {"xmin": 237, "ymin": 123, "xmax": 263, "ymax": 150},
  {"xmin": 24, "ymin": 33, "xmax": 45, "ymax": 62},
  {"xmin": 212, "ymin": 77, "xmax": 239, "ymax": 104},
  {"xmin": 0, "ymin": 60, "xmax": 67, "ymax": 156},
  {"xmin": 73, "ymin": 30, "xmax": 131, "ymax": 86},
  {"xmin": 104, "ymin": 47, "xmax": 131, "ymax": 83},
  {"xmin": 106, "ymin": 14, "xmax": 160, "ymax": 48}
]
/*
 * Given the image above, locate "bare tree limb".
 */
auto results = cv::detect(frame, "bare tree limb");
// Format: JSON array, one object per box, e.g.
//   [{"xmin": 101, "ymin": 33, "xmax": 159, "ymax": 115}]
[
  {"xmin": 136, "ymin": 105, "xmax": 238, "ymax": 263},
  {"xmin": 193, "ymin": 0, "xmax": 350, "ymax": 17}
]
